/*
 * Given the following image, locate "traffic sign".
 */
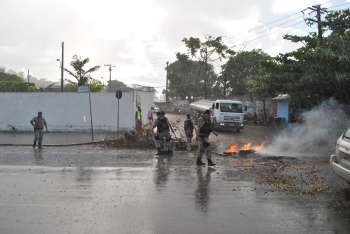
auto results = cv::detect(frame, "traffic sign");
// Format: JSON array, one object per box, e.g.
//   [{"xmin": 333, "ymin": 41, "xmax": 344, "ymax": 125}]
[{"xmin": 116, "ymin": 90, "xmax": 122, "ymax": 99}]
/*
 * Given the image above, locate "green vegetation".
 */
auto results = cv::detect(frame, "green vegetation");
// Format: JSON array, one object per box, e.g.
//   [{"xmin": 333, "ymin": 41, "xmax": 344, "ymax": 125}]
[
  {"xmin": 169, "ymin": 8, "xmax": 350, "ymax": 110},
  {"xmin": 0, "ymin": 70, "xmax": 37, "ymax": 92},
  {"xmin": 65, "ymin": 55, "xmax": 100, "ymax": 86},
  {"xmin": 89, "ymin": 79, "xmax": 105, "ymax": 92}
]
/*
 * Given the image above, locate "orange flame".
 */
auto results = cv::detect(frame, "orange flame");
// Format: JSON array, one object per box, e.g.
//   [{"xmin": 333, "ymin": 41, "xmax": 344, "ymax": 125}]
[
  {"xmin": 225, "ymin": 144, "xmax": 240, "ymax": 154},
  {"xmin": 241, "ymin": 143, "xmax": 253, "ymax": 151},
  {"xmin": 224, "ymin": 143, "xmax": 265, "ymax": 154}
]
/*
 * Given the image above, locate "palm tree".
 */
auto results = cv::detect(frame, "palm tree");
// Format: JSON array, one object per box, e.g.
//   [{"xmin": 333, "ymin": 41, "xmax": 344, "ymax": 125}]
[{"xmin": 64, "ymin": 55, "xmax": 100, "ymax": 86}]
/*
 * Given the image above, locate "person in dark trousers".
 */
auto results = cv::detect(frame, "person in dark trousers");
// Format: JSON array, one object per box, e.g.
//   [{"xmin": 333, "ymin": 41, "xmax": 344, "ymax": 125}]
[
  {"xmin": 153, "ymin": 111, "xmax": 175, "ymax": 154},
  {"xmin": 195, "ymin": 110, "xmax": 217, "ymax": 166},
  {"xmin": 30, "ymin": 112, "xmax": 48, "ymax": 149},
  {"xmin": 184, "ymin": 114, "xmax": 194, "ymax": 151}
]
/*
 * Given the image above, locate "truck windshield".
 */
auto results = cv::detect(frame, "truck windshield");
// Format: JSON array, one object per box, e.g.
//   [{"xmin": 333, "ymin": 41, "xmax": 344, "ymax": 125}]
[{"xmin": 220, "ymin": 103, "xmax": 243, "ymax": 113}]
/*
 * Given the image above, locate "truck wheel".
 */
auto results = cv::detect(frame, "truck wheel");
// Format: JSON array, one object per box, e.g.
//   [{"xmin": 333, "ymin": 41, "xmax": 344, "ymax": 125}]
[{"xmin": 235, "ymin": 128, "xmax": 240, "ymax": 133}]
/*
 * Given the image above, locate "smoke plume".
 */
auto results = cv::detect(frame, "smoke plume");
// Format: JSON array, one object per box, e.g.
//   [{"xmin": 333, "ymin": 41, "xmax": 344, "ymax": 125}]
[{"xmin": 261, "ymin": 99, "xmax": 350, "ymax": 158}]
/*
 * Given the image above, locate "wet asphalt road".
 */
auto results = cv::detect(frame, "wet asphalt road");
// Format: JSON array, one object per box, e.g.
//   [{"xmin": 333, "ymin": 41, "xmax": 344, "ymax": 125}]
[{"xmin": 0, "ymin": 145, "xmax": 350, "ymax": 234}]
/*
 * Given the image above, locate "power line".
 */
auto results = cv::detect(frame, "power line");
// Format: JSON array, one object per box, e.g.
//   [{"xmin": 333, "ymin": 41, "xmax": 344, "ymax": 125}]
[
  {"xmin": 232, "ymin": 19, "xmax": 306, "ymax": 49},
  {"xmin": 224, "ymin": 1, "xmax": 348, "ymax": 48},
  {"xmin": 328, "ymin": 1, "xmax": 350, "ymax": 10},
  {"xmin": 224, "ymin": 14, "xmax": 304, "ymax": 43}
]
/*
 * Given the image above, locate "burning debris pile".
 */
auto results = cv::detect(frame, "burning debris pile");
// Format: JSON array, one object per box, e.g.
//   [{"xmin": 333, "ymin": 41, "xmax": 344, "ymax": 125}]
[{"xmin": 224, "ymin": 143, "xmax": 265, "ymax": 155}]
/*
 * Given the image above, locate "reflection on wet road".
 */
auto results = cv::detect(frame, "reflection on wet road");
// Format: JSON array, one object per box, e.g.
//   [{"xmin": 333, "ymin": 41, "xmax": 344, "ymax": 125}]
[{"xmin": 0, "ymin": 146, "xmax": 349, "ymax": 234}]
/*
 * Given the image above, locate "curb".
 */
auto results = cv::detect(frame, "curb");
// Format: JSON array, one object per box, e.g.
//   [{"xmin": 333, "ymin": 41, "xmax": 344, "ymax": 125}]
[{"xmin": 0, "ymin": 140, "xmax": 105, "ymax": 147}]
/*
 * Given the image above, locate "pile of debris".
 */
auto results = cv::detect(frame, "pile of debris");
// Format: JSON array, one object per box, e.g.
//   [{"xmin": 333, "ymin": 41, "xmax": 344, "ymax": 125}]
[
  {"xmin": 102, "ymin": 130, "xmax": 154, "ymax": 149},
  {"xmin": 254, "ymin": 157, "xmax": 329, "ymax": 195}
]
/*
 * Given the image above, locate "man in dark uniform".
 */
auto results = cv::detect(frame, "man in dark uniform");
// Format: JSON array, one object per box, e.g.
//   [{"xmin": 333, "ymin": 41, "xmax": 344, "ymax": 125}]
[
  {"xmin": 153, "ymin": 111, "xmax": 175, "ymax": 154},
  {"xmin": 196, "ymin": 110, "xmax": 217, "ymax": 166},
  {"xmin": 184, "ymin": 114, "xmax": 194, "ymax": 151}
]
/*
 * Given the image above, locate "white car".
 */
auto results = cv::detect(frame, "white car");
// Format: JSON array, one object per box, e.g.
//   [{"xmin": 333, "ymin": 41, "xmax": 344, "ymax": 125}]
[{"xmin": 330, "ymin": 128, "xmax": 350, "ymax": 183}]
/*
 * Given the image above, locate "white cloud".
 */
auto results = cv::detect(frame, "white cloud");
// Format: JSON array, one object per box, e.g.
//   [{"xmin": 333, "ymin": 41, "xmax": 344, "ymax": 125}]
[
  {"xmin": 0, "ymin": 0, "xmax": 324, "ymax": 87},
  {"xmin": 272, "ymin": 0, "xmax": 311, "ymax": 13}
]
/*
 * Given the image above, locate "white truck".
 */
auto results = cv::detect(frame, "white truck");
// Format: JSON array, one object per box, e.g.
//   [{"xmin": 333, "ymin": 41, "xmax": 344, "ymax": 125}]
[{"xmin": 190, "ymin": 99, "xmax": 245, "ymax": 132}]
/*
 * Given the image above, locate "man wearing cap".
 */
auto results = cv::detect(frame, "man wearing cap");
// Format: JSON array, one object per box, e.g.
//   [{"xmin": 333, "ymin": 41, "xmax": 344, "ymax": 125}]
[
  {"xmin": 195, "ymin": 110, "xmax": 217, "ymax": 166},
  {"xmin": 30, "ymin": 112, "xmax": 48, "ymax": 149}
]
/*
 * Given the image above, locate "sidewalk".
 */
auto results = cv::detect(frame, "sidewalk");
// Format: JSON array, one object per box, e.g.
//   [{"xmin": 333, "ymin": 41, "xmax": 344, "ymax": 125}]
[{"xmin": 0, "ymin": 132, "xmax": 116, "ymax": 145}]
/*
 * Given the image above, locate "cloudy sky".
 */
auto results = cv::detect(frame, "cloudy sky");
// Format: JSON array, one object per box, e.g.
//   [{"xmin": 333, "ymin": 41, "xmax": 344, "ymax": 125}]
[{"xmin": 1, "ymin": 0, "xmax": 350, "ymax": 89}]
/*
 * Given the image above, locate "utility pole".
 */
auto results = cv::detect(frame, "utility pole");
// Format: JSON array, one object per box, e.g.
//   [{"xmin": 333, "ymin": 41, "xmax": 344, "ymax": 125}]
[
  {"xmin": 60, "ymin": 41, "xmax": 64, "ymax": 92},
  {"xmin": 306, "ymin": 5, "xmax": 327, "ymax": 45},
  {"xmin": 27, "ymin": 69, "xmax": 30, "ymax": 84},
  {"xmin": 165, "ymin": 61, "xmax": 169, "ymax": 102},
  {"xmin": 104, "ymin": 64, "xmax": 116, "ymax": 89}
]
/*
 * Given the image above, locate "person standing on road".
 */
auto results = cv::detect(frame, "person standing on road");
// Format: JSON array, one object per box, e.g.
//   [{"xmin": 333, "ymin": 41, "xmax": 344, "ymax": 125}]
[
  {"xmin": 184, "ymin": 114, "xmax": 194, "ymax": 151},
  {"xmin": 153, "ymin": 111, "xmax": 175, "ymax": 154},
  {"xmin": 195, "ymin": 110, "xmax": 217, "ymax": 166},
  {"xmin": 30, "ymin": 112, "xmax": 48, "ymax": 149},
  {"xmin": 148, "ymin": 107, "xmax": 154, "ymax": 124},
  {"xmin": 135, "ymin": 106, "xmax": 143, "ymax": 134}
]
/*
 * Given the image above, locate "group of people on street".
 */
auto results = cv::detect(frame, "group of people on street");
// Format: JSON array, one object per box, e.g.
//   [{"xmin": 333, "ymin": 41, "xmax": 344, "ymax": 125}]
[
  {"xmin": 152, "ymin": 109, "xmax": 217, "ymax": 167},
  {"xmin": 30, "ymin": 107, "xmax": 217, "ymax": 167}
]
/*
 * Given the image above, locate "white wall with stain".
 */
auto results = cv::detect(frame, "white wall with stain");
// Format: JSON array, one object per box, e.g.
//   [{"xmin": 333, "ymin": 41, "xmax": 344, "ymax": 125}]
[{"xmin": 0, "ymin": 91, "xmax": 154, "ymax": 132}]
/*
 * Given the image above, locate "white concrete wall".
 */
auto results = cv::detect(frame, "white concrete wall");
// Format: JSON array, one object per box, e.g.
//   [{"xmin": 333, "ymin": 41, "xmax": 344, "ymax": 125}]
[
  {"xmin": 0, "ymin": 91, "xmax": 154, "ymax": 131},
  {"xmin": 134, "ymin": 90, "xmax": 154, "ymax": 125}
]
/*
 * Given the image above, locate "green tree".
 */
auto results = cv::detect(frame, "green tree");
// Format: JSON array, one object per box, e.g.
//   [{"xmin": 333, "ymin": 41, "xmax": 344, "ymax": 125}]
[
  {"xmin": 89, "ymin": 79, "xmax": 105, "ymax": 92},
  {"xmin": 182, "ymin": 36, "xmax": 234, "ymax": 98},
  {"xmin": 0, "ymin": 70, "xmax": 37, "ymax": 92},
  {"xmin": 253, "ymin": 8, "xmax": 350, "ymax": 109},
  {"xmin": 107, "ymin": 80, "xmax": 128, "ymax": 91},
  {"xmin": 220, "ymin": 49, "xmax": 270, "ymax": 97},
  {"xmin": 167, "ymin": 52, "xmax": 217, "ymax": 99},
  {"xmin": 65, "ymin": 55, "xmax": 100, "ymax": 86}
]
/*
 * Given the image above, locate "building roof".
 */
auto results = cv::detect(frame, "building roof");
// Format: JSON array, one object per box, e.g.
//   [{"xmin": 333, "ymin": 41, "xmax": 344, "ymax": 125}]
[
  {"xmin": 215, "ymin": 99, "xmax": 243, "ymax": 104},
  {"xmin": 272, "ymin": 94, "xmax": 290, "ymax": 101}
]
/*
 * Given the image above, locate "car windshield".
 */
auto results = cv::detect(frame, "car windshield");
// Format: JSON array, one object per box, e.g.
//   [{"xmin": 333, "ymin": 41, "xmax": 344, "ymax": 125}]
[{"xmin": 220, "ymin": 103, "xmax": 243, "ymax": 113}]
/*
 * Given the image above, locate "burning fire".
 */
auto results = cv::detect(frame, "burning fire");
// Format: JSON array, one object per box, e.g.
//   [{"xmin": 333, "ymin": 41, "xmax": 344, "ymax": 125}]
[
  {"xmin": 241, "ymin": 143, "xmax": 253, "ymax": 151},
  {"xmin": 225, "ymin": 144, "xmax": 240, "ymax": 154},
  {"xmin": 224, "ymin": 143, "xmax": 265, "ymax": 154}
]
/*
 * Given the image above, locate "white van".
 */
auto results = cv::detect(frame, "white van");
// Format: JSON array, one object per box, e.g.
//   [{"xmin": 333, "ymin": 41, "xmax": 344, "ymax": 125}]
[{"xmin": 211, "ymin": 100, "xmax": 244, "ymax": 132}]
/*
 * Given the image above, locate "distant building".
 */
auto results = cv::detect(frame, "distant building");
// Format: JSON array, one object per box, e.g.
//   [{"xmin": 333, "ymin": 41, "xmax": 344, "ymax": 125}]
[{"xmin": 272, "ymin": 94, "xmax": 290, "ymax": 123}]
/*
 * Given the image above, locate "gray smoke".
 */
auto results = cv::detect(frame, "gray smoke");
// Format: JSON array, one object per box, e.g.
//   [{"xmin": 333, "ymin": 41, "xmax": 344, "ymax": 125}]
[{"xmin": 261, "ymin": 99, "xmax": 350, "ymax": 158}]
